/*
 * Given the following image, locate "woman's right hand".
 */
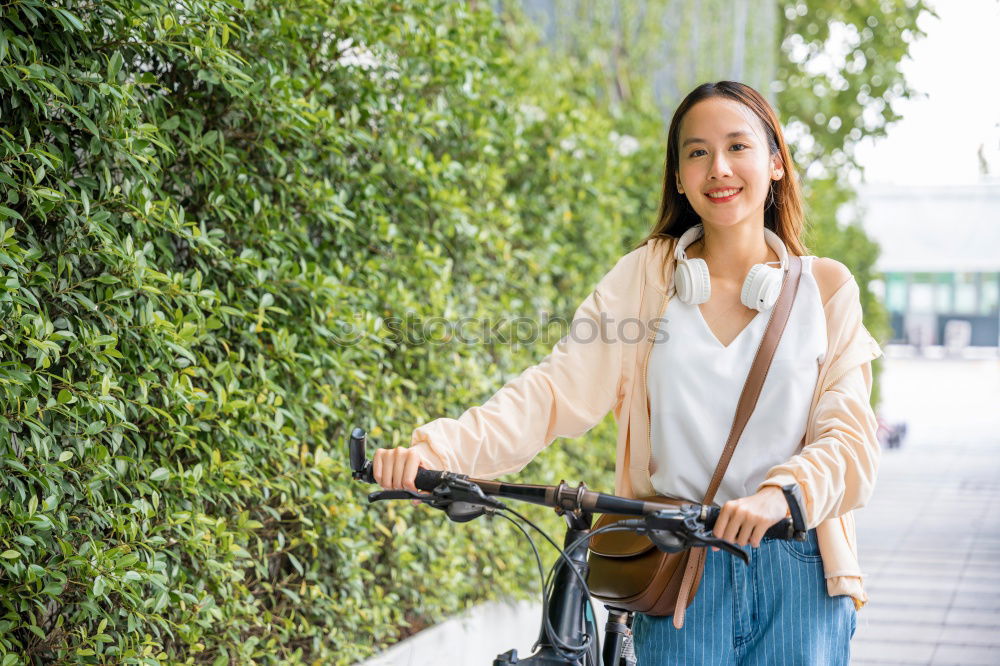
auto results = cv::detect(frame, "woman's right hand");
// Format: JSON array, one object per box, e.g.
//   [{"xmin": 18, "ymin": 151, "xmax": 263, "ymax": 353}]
[{"xmin": 372, "ymin": 446, "xmax": 435, "ymax": 506}]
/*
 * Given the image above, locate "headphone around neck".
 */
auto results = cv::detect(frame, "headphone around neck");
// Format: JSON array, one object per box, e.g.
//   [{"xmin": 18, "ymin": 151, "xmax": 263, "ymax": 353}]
[{"xmin": 673, "ymin": 223, "xmax": 789, "ymax": 312}]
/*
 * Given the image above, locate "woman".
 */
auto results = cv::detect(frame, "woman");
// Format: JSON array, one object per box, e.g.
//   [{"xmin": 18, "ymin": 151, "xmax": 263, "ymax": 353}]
[{"xmin": 373, "ymin": 81, "xmax": 882, "ymax": 664}]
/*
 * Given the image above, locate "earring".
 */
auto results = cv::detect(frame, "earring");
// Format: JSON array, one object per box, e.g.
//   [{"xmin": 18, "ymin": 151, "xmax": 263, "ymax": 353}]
[{"xmin": 767, "ymin": 184, "xmax": 783, "ymax": 209}]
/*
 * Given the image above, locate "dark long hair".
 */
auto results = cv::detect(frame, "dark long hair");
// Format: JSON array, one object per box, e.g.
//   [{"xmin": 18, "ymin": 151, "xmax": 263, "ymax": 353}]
[{"xmin": 635, "ymin": 81, "xmax": 808, "ymax": 256}]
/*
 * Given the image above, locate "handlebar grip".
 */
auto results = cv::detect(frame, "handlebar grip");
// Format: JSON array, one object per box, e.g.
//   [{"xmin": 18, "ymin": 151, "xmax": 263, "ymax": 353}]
[
  {"xmin": 703, "ymin": 507, "xmax": 796, "ymax": 540},
  {"xmin": 414, "ymin": 467, "xmax": 446, "ymax": 492},
  {"xmin": 763, "ymin": 518, "xmax": 794, "ymax": 540}
]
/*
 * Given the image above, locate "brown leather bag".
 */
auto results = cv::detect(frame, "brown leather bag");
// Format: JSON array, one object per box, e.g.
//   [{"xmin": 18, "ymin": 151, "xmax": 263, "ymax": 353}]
[{"xmin": 587, "ymin": 253, "xmax": 803, "ymax": 629}]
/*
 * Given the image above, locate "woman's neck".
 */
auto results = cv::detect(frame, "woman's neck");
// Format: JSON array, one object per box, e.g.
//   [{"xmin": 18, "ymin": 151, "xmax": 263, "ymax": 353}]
[{"xmin": 686, "ymin": 223, "xmax": 777, "ymax": 284}]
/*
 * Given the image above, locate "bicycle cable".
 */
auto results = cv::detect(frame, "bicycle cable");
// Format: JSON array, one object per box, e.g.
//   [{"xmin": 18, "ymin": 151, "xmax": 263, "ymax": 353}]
[
  {"xmin": 492, "ymin": 511, "xmax": 593, "ymax": 662},
  {"xmin": 495, "ymin": 508, "xmax": 604, "ymax": 663},
  {"xmin": 497, "ymin": 508, "xmax": 650, "ymax": 663},
  {"xmin": 531, "ymin": 523, "xmax": 656, "ymax": 662}
]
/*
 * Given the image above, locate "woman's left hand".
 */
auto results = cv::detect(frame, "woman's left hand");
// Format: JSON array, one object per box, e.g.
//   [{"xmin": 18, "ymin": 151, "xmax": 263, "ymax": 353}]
[{"xmin": 711, "ymin": 486, "xmax": 790, "ymax": 550}]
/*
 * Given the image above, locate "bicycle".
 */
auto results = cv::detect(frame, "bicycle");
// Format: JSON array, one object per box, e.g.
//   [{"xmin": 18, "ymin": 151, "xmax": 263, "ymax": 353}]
[{"xmin": 348, "ymin": 427, "xmax": 808, "ymax": 665}]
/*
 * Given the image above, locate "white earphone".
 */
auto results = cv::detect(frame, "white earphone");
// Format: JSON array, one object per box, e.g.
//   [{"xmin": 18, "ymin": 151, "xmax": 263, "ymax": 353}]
[{"xmin": 673, "ymin": 223, "xmax": 789, "ymax": 312}]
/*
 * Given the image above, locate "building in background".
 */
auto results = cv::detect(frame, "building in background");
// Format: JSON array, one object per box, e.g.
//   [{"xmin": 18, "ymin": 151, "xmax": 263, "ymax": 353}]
[{"xmin": 857, "ymin": 180, "xmax": 1000, "ymax": 351}]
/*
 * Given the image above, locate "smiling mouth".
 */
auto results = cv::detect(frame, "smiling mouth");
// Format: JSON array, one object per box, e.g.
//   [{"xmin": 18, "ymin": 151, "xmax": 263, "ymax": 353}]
[
  {"xmin": 705, "ymin": 187, "xmax": 742, "ymax": 201},
  {"xmin": 706, "ymin": 187, "xmax": 742, "ymax": 198}
]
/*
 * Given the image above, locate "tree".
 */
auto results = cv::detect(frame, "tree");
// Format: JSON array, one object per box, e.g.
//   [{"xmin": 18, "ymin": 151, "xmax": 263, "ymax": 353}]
[{"xmin": 777, "ymin": 0, "xmax": 934, "ymax": 404}]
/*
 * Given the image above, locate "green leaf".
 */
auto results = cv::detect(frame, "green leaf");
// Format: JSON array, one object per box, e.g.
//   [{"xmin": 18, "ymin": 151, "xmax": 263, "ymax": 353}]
[
  {"xmin": 55, "ymin": 8, "xmax": 86, "ymax": 31},
  {"xmin": 58, "ymin": 450, "xmax": 73, "ymax": 462},
  {"xmin": 1, "ymin": 550, "xmax": 20, "ymax": 559},
  {"xmin": 57, "ymin": 389, "xmax": 73, "ymax": 404},
  {"xmin": 149, "ymin": 467, "xmax": 170, "ymax": 482},
  {"xmin": 79, "ymin": 113, "xmax": 100, "ymax": 137},
  {"xmin": 0, "ymin": 206, "xmax": 23, "ymax": 222},
  {"xmin": 160, "ymin": 115, "xmax": 180, "ymax": 131},
  {"xmin": 108, "ymin": 51, "xmax": 123, "ymax": 80}
]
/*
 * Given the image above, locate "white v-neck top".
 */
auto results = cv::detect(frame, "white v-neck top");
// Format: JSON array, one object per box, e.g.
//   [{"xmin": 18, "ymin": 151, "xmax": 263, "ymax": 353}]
[{"xmin": 647, "ymin": 254, "xmax": 828, "ymax": 505}]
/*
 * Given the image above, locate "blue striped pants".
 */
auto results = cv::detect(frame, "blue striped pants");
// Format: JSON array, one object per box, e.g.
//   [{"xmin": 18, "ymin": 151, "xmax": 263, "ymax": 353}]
[{"xmin": 631, "ymin": 528, "xmax": 857, "ymax": 665}]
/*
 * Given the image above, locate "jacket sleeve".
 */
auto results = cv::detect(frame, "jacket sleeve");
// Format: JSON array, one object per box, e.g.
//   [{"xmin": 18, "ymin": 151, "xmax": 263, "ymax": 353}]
[
  {"xmin": 756, "ymin": 278, "xmax": 881, "ymax": 528},
  {"xmin": 756, "ymin": 361, "xmax": 879, "ymax": 528},
  {"xmin": 408, "ymin": 253, "xmax": 637, "ymax": 479}
]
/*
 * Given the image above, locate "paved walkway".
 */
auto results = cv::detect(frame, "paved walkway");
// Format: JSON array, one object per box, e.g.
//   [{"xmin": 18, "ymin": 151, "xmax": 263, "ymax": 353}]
[{"xmin": 851, "ymin": 353, "xmax": 1000, "ymax": 665}]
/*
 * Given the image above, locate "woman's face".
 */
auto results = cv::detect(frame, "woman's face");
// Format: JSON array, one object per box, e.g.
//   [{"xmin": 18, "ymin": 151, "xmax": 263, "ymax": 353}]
[{"xmin": 675, "ymin": 96, "xmax": 782, "ymax": 229}]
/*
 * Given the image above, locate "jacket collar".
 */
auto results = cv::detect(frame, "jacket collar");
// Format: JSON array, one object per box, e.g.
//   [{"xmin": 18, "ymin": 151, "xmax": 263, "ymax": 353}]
[{"xmin": 643, "ymin": 235, "xmax": 679, "ymax": 295}]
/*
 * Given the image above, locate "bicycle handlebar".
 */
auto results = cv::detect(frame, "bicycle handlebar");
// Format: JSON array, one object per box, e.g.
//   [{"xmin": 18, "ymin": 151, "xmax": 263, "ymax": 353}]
[{"xmin": 349, "ymin": 427, "xmax": 809, "ymax": 547}]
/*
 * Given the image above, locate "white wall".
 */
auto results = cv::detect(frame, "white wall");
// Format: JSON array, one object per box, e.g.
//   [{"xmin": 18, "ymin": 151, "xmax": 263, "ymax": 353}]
[{"xmin": 356, "ymin": 598, "xmax": 611, "ymax": 666}]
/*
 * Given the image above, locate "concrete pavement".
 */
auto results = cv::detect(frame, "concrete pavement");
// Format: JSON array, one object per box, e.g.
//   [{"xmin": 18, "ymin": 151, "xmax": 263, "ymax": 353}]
[{"xmin": 851, "ymin": 351, "xmax": 1000, "ymax": 665}]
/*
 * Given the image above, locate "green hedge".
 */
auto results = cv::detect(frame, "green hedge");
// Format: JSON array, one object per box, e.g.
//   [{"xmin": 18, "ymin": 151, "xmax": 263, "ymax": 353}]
[
  {"xmin": 0, "ymin": 0, "xmax": 904, "ymax": 662},
  {"xmin": 0, "ymin": 1, "xmax": 645, "ymax": 662}
]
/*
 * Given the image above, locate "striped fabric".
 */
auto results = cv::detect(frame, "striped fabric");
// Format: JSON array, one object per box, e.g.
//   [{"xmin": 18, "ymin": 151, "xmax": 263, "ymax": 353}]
[{"xmin": 632, "ymin": 529, "xmax": 857, "ymax": 665}]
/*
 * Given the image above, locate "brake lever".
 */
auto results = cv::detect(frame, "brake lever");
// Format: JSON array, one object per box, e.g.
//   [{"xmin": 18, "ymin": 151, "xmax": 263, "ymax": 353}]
[
  {"xmin": 368, "ymin": 480, "xmax": 505, "ymax": 524},
  {"xmin": 683, "ymin": 521, "xmax": 750, "ymax": 563},
  {"xmin": 635, "ymin": 512, "xmax": 750, "ymax": 563}
]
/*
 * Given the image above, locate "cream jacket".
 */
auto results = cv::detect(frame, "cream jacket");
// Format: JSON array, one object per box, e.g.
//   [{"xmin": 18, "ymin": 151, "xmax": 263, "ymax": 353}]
[{"xmin": 410, "ymin": 235, "xmax": 884, "ymax": 610}]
